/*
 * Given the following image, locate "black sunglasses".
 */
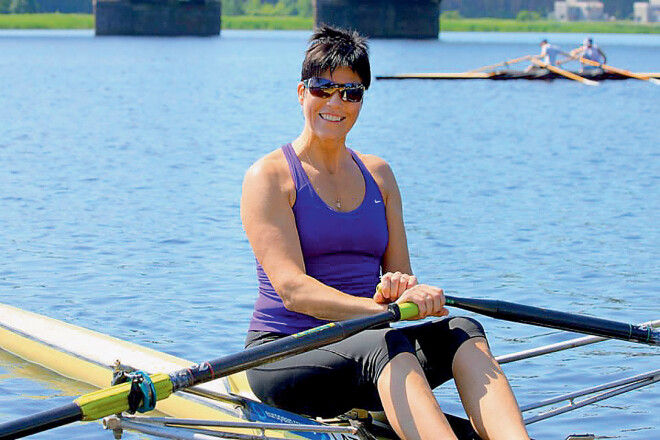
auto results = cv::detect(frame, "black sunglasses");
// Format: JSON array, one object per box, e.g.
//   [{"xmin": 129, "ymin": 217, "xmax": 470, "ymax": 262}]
[{"xmin": 303, "ymin": 77, "xmax": 365, "ymax": 103}]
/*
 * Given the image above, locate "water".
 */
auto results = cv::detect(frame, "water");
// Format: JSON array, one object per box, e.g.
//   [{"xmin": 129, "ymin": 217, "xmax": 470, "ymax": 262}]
[{"xmin": 0, "ymin": 30, "xmax": 658, "ymax": 439}]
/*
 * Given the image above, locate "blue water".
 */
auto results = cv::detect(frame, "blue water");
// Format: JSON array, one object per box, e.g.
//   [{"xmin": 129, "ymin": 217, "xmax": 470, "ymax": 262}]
[{"xmin": 0, "ymin": 30, "xmax": 658, "ymax": 439}]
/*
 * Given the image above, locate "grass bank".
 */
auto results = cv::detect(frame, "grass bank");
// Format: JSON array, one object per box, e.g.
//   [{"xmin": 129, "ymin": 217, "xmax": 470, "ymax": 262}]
[
  {"xmin": 441, "ymin": 18, "xmax": 660, "ymax": 33},
  {"xmin": 0, "ymin": 14, "xmax": 659, "ymax": 33},
  {"xmin": 0, "ymin": 13, "xmax": 93, "ymax": 29},
  {"xmin": 222, "ymin": 15, "xmax": 312, "ymax": 30}
]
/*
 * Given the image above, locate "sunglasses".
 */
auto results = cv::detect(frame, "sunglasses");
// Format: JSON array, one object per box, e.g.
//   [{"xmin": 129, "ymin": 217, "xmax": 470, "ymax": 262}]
[{"xmin": 303, "ymin": 77, "xmax": 365, "ymax": 103}]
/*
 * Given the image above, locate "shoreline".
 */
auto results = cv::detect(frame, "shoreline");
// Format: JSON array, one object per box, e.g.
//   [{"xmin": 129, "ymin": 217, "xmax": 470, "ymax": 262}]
[{"xmin": 0, "ymin": 14, "xmax": 659, "ymax": 33}]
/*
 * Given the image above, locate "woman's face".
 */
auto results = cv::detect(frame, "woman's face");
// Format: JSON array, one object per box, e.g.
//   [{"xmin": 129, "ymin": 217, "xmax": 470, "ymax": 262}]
[{"xmin": 298, "ymin": 66, "xmax": 364, "ymax": 142}]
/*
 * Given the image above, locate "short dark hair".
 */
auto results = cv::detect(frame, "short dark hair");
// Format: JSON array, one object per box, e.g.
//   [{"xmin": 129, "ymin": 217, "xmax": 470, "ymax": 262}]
[{"xmin": 301, "ymin": 25, "xmax": 371, "ymax": 89}]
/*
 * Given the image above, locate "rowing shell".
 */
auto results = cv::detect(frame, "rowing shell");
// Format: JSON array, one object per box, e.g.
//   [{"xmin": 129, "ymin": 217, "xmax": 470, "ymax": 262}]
[
  {"xmin": 376, "ymin": 70, "xmax": 660, "ymax": 81},
  {"xmin": 0, "ymin": 303, "xmax": 368, "ymax": 439}
]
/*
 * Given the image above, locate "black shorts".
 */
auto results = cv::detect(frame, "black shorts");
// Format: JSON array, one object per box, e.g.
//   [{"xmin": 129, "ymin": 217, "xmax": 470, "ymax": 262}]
[{"xmin": 245, "ymin": 316, "xmax": 486, "ymax": 418}]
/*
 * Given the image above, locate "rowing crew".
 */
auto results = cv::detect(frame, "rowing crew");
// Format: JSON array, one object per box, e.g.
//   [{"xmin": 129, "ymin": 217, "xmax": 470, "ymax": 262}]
[{"xmin": 525, "ymin": 37, "xmax": 607, "ymax": 72}]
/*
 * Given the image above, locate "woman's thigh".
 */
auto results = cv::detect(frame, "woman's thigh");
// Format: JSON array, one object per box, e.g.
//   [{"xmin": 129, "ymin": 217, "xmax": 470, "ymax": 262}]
[
  {"xmin": 246, "ymin": 327, "xmax": 415, "ymax": 417},
  {"xmin": 245, "ymin": 317, "xmax": 486, "ymax": 417}
]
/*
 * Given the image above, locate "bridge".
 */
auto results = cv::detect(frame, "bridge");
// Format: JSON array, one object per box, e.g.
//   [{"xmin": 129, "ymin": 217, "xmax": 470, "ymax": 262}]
[{"xmin": 94, "ymin": 0, "xmax": 441, "ymax": 38}]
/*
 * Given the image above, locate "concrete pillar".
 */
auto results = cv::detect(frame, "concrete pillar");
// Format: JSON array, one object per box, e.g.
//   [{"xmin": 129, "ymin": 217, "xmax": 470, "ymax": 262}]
[
  {"xmin": 94, "ymin": 0, "xmax": 221, "ymax": 36},
  {"xmin": 314, "ymin": 0, "xmax": 441, "ymax": 39}
]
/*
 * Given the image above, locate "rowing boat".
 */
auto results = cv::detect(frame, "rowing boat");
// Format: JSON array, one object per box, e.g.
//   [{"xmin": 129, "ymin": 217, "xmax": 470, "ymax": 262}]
[
  {"xmin": 0, "ymin": 302, "xmax": 391, "ymax": 439},
  {"xmin": 376, "ymin": 70, "xmax": 660, "ymax": 81},
  {"xmin": 1, "ymin": 301, "xmax": 658, "ymax": 440},
  {"xmin": 0, "ymin": 303, "xmax": 482, "ymax": 439}
]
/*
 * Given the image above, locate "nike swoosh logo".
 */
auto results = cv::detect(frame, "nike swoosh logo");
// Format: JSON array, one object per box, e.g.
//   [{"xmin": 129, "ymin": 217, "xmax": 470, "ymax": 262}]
[{"xmin": 375, "ymin": 199, "xmax": 382, "ymax": 204}]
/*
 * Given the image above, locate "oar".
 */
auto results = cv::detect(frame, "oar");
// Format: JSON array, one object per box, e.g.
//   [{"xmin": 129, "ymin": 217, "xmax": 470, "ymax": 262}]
[
  {"xmin": 578, "ymin": 57, "xmax": 660, "ymax": 85},
  {"xmin": 375, "ymin": 285, "xmax": 657, "ymax": 345},
  {"xmin": 531, "ymin": 58, "xmax": 599, "ymax": 86},
  {"xmin": 0, "ymin": 303, "xmax": 420, "ymax": 439},
  {"xmin": 467, "ymin": 55, "xmax": 532, "ymax": 73},
  {"xmin": 444, "ymin": 295, "xmax": 659, "ymax": 347}
]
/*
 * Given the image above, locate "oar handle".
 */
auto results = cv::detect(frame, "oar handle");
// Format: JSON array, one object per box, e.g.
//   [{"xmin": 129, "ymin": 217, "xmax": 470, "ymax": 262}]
[
  {"xmin": 397, "ymin": 302, "xmax": 420, "ymax": 320},
  {"xmin": 374, "ymin": 284, "xmax": 420, "ymax": 321}
]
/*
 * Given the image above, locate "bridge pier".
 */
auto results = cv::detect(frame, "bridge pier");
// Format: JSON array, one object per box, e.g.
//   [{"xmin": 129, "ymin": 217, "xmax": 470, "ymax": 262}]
[
  {"xmin": 314, "ymin": 0, "xmax": 441, "ymax": 39},
  {"xmin": 94, "ymin": 0, "xmax": 221, "ymax": 36}
]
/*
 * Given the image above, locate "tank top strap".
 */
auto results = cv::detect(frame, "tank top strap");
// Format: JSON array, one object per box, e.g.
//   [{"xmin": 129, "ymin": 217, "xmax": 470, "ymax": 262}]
[
  {"xmin": 281, "ymin": 143, "xmax": 310, "ymax": 191},
  {"xmin": 347, "ymin": 148, "xmax": 380, "ymax": 198}
]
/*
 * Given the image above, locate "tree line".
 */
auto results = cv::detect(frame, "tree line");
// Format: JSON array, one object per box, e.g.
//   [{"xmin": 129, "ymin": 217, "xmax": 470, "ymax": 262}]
[
  {"xmin": 443, "ymin": 0, "xmax": 640, "ymax": 19},
  {"xmin": 0, "ymin": 0, "xmax": 640, "ymax": 19},
  {"xmin": 0, "ymin": 0, "xmax": 312, "ymax": 15}
]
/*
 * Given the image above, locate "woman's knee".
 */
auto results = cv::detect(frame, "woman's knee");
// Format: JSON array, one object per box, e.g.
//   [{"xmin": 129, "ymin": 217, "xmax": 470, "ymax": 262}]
[{"xmin": 446, "ymin": 316, "xmax": 486, "ymax": 340}]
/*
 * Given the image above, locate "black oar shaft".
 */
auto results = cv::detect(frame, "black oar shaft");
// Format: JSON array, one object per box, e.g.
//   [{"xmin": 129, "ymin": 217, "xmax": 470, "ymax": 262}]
[
  {"xmin": 445, "ymin": 296, "xmax": 658, "ymax": 346},
  {"xmin": 169, "ymin": 307, "xmax": 402, "ymax": 391},
  {"xmin": 0, "ymin": 403, "xmax": 82, "ymax": 439}
]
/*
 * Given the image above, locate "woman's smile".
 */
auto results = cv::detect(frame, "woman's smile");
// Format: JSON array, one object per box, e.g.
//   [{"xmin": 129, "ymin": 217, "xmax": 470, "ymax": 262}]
[{"xmin": 319, "ymin": 113, "xmax": 345, "ymax": 122}]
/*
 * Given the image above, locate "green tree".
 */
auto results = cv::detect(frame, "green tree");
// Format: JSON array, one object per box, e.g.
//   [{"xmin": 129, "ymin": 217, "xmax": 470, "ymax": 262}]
[
  {"xmin": 441, "ymin": 10, "xmax": 462, "ymax": 19},
  {"xmin": 9, "ymin": 0, "xmax": 39, "ymax": 12},
  {"xmin": 295, "ymin": 0, "xmax": 312, "ymax": 17},
  {"xmin": 0, "ymin": 0, "xmax": 12, "ymax": 12},
  {"xmin": 226, "ymin": 0, "xmax": 312, "ymax": 17},
  {"xmin": 222, "ymin": 0, "xmax": 245, "ymax": 16},
  {"xmin": 516, "ymin": 10, "xmax": 541, "ymax": 21}
]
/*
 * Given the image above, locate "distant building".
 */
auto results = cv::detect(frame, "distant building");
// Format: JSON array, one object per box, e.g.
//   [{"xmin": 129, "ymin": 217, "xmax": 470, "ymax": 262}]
[
  {"xmin": 554, "ymin": 0, "xmax": 605, "ymax": 21},
  {"xmin": 634, "ymin": 0, "xmax": 660, "ymax": 22}
]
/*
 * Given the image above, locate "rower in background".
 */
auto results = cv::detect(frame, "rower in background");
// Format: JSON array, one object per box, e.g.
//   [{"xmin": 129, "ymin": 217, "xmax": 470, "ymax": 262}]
[
  {"xmin": 525, "ymin": 39, "xmax": 571, "ymax": 72},
  {"xmin": 571, "ymin": 37, "xmax": 607, "ymax": 73}
]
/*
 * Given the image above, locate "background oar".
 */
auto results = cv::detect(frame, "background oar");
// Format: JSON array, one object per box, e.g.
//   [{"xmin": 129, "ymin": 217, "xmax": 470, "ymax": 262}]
[
  {"xmin": 579, "ymin": 57, "xmax": 660, "ymax": 85},
  {"xmin": 467, "ymin": 54, "xmax": 532, "ymax": 73},
  {"xmin": 444, "ymin": 295, "xmax": 659, "ymax": 347},
  {"xmin": 0, "ymin": 303, "xmax": 419, "ymax": 439},
  {"xmin": 531, "ymin": 58, "xmax": 599, "ymax": 86}
]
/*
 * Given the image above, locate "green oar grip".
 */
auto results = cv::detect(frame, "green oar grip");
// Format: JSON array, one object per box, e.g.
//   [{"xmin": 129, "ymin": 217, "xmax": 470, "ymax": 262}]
[
  {"xmin": 375, "ymin": 283, "xmax": 420, "ymax": 320},
  {"xmin": 397, "ymin": 302, "xmax": 420, "ymax": 321},
  {"xmin": 74, "ymin": 373, "xmax": 172, "ymax": 421}
]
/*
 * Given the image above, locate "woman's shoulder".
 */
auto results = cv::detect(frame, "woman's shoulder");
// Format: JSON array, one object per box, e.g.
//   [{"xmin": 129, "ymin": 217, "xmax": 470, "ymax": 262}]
[
  {"xmin": 352, "ymin": 150, "xmax": 398, "ymax": 194},
  {"xmin": 244, "ymin": 146, "xmax": 290, "ymax": 182},
  {"xmin": 353, "ymin": 151, "xmax": 395, "ymax": 180}
]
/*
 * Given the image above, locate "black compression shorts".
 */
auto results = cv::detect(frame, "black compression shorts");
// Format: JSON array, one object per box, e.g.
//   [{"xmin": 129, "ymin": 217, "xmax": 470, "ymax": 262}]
[{"xmin": 245, "ymin": 316, "xmax": 486, "ymax": 418}]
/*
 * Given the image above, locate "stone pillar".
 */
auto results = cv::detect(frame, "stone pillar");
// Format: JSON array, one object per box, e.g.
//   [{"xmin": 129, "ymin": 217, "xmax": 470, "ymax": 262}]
[
  {"xmin": 314, "ymin": 0, "xmax": 441, "ymax": 39},
  {"xmin": 94, "ymin": 0, "xmax": 221, "ymax": 36}
]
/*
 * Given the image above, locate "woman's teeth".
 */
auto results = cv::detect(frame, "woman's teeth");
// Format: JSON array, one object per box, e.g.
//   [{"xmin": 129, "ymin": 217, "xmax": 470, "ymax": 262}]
[{"xmin": 320, "ymin": 113, "xmax": 344, "ymax": 122}]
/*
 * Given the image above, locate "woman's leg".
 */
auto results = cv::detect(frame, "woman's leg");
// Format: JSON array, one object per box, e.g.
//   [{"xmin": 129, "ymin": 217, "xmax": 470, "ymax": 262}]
[
  {"xmin": 452, "ymin": 338, "xmax": 529, "ymax": 440},
  {"xmin": 377, "ymin": 352, "xmax": 458, "ymax": 440}
]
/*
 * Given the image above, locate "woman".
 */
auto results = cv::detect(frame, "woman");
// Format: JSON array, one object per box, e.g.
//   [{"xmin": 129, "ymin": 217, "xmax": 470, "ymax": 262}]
[{"xmin": 240, "ymin": 25, "xmax": 530, "ymax": 440}]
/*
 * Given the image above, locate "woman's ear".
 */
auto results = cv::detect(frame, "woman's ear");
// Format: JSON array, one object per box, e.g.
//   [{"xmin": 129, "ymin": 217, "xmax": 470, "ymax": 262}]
[{"xmin": 297, "ymin": 82, "xmax": 306, "ymax": 105}]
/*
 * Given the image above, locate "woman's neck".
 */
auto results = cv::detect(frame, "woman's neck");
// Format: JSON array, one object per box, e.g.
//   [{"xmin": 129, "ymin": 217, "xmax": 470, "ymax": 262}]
[{"xmin": 292, "ymin": 132, "xmax": 349, "ymax": 175}]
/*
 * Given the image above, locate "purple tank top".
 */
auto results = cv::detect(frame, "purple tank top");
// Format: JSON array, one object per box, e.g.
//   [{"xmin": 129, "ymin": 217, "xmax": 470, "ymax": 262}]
[{"xmin": 248, "ymin": 143, "xmax": 389, "ymax": 334}]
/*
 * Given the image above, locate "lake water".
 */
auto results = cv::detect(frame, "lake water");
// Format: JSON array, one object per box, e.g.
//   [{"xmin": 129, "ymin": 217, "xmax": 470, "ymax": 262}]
[{"xmin": 0, "ymin": 30, "xmax": 658, "ymax": 439}]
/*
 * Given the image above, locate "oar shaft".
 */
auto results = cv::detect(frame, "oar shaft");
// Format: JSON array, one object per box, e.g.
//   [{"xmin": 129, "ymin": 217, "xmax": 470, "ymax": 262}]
[
  {"xmin": 531, "ymin": 58, "xmax": 599, "ymax": 86},
  {"xmin": 468, "ymin": 55, "xmax": 532, "ymax": 73},
  {"xmin": 445, "ymin": 296, "xmax": 659, "ymax": 346},
  {"xmin": 0, "ymin": 403, "xmax": 82, "ymax": 439},
  {"xmin": 578, "ymin": 57, "xmax": 659, "ymax": 84},
  {"xmin": 169, "ymin": 304, "xmax": 411, "ymax": 391}
]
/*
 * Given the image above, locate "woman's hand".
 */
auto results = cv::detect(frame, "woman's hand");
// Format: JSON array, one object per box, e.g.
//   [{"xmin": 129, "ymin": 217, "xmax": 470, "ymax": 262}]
[
  {"xmin": 374, "ymin": 272, "xmax": 417, "ymax": 304},
  {"xmin": 396, "ymin": 284, "xmax": 449, "ymax": 320}
]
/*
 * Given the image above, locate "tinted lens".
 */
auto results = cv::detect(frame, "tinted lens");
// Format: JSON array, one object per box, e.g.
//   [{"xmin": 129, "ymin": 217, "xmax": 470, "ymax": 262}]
[
  {"xmin": 307, "ymin": 86, "xmax": 333, "ymax": 99},
  {"xmin": 342, "ymin": 87, "xmax": 364, "ymax": 103}
]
